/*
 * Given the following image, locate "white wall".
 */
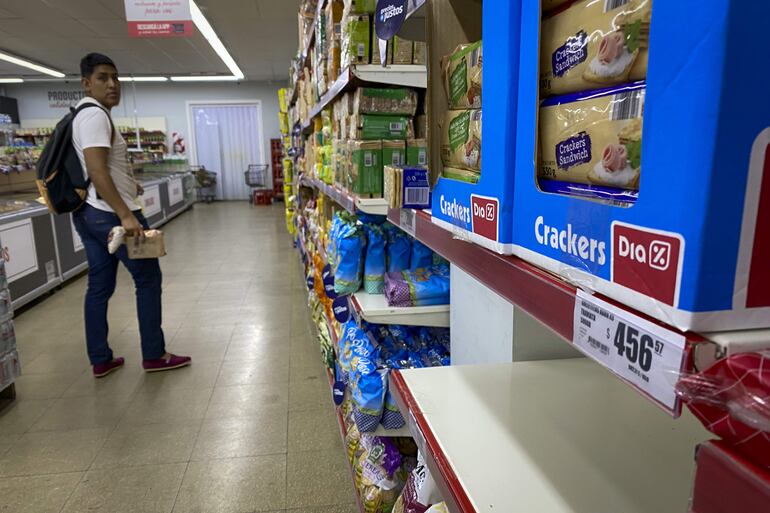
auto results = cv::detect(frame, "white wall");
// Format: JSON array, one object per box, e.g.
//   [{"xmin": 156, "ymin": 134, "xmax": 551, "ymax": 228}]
[{"xmin": 4, "ymin": 80, "xmax": 283, "ymax": 163}]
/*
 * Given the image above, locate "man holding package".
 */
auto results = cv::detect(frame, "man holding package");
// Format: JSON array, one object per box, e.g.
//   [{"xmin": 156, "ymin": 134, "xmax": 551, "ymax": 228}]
[{"xmin": 71, "ymin": 53, "xmax": 191, "ymax": 377}]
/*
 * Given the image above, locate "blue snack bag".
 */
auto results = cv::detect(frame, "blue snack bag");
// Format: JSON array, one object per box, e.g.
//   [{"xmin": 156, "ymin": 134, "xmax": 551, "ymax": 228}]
[
  {"xmin": 385, "ymin": 225, "xmax": 411, "ymax": 272},
  {"xmin": 382, "ymin": 386, "xmax": 406, "ymax": 430},
  {"xmin": 351, "ymin": 361, "xmax": 387, "ymax": 432},
  {"xmin": 410, "ymin": 240, "xmax": 434, "ymax": 270},
  {"xmin": 363, "ymin": 224, "xmax": 386, "ymax": 294},
  {"xmin": 334, "ymin": 222, "xmax": 366, "ymax": 295}
]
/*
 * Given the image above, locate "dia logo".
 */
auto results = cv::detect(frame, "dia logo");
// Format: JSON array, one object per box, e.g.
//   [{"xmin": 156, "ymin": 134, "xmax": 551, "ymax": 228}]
[
  {"xmin": 612, "ymin": 222, "xmax": 684, "ymax": 307},
  {"xmin": 470, "ymin": 195, "xmax": 499, "ymax": 242}
]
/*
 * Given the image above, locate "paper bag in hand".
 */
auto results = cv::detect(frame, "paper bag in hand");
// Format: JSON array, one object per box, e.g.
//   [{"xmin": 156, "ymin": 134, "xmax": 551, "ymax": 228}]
[{"xmin": 126, "ymin": 230, "xmax": 166, "ymax": 259}]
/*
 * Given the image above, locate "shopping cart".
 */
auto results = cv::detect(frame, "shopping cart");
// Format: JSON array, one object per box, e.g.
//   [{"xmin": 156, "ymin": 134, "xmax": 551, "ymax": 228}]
[
  {"xmin": 194, "ymin": 166, "xmax": 217, "ymax": 203},
  {"xmin": 245, "ymin": 164, "xmax": 272, "ymax": 205}
]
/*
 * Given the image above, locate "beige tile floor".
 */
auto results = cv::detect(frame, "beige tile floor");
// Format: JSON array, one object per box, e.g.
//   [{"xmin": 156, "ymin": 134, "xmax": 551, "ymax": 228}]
[{"xmin": 0, "ymin": 202, "xmax": 358, "ymax": 513}]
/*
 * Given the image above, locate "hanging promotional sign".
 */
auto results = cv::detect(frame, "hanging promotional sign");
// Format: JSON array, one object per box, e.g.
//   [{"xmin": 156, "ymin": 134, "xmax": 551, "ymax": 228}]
[
  {"xmin": 322, "ymin": 264, "xmax": 337, "ymax": 299},
  {"xmin": 333, "ymin": 296, "xmax": 351, "ymax": 323},
  {"xmin": 125, "ymin": 0, "xmax": 193, "ymax": 38},
  {"xmin": 375, "ymin": 0, "xmax": 407, "ymax": 40}
]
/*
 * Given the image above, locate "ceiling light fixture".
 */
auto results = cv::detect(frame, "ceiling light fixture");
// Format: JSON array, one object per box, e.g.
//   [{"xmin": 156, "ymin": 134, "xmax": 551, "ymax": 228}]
[
  {"xmin": 0, "ymin": 50, "xmax": 65, "ymax": 78},
  {"xmin": 120, "ymin": 76, "xmax": 169, "ymax": 82},
  {"xmin": 170, "ymin": 75, "xmax": 240, "ymax": 82},
  {"xmin": 190, "ymin": 1, "xmax": 245, "ymax": 80},
  {"xmin": 0, "ymin": 78, "xmax": 24, "ymax": 83}
]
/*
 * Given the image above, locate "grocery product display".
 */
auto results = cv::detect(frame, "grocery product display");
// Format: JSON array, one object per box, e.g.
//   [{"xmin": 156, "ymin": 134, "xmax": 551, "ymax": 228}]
[
  {"xmin": 0, "ymin": 258, "xmax": 19, "ymax": 396},
  {"xmin": 283, "ymin": 0, "xmax": 770, "ymax": 510}
]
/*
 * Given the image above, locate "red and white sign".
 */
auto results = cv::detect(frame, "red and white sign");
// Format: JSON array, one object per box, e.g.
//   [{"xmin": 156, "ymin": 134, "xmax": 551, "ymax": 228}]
[
  {"xmin": 125, "ymin": 0, "xmax": 193, "ymax": 38},
  {"xmin": 611, "ymin": 222, "xmax": 684, "ymax": 308},
  {"xmin": 471, "ymin": 195, "xmax": 499, "ymax": 242}
]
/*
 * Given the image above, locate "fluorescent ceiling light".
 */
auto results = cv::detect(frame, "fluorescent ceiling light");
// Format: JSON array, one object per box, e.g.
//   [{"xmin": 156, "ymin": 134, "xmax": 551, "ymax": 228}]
[
  {"xmin": 120, "ymin": 76, "xmax": 168, "ymax": 82},
  {"xmin": 170, "ymin": 75, "xmax": 239, "ymax": 82},
  {"xmin": 0, "ymin": 50, "xmax": 65, "ymax": 78},
  {"xmin": 190, "ymin": 1, "xmax": 245, "ymax": 80},
  {"xmin": 0, "ymin": 78, "xmax": 23, "ymax": 83}
]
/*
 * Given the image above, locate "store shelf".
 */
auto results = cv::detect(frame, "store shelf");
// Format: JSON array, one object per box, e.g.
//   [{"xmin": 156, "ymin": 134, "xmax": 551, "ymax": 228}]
[
  {"xmin": 351, "ymin": 291, "xmax": 450, "ymax": 328},
  {"xmin": 386, "ymin": 208, "xmax": 770, "ymax": 415},
  {"xmin": 299, "ymin": 174, "xmax": 388, "ymax": 216},
  {"xmin": 300, "ymin": 64, "xmax": 428, "ymax": 134},
  {"xmin": 391, "ymin": 359, "xmax": 710, "ymax": 513}
]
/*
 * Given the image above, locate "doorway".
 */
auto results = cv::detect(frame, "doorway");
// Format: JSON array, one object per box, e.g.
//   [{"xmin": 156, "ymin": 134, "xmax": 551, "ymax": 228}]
[{"xmin": 188, "ymin": 101, "xmax": 266, "ymax": 200}]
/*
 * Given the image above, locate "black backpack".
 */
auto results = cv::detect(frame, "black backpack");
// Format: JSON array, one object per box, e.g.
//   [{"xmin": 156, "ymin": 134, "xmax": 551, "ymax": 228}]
[{"xmin": 36, "ymin": 103, "xmax": 113, "ymax": 214}]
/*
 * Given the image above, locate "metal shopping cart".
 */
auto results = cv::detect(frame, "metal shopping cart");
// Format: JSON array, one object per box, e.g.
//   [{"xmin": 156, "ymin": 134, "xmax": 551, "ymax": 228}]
[
  {"xmin": 245, "ymin": 164, "xmax": 272, "ymax": 205},
  {"xmin": 194, "ymin": 166, "xmax": 217, "ymax": 203}
]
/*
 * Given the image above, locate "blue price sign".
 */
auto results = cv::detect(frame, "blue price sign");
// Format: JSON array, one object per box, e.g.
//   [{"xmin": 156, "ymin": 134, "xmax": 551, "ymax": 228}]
[
  {"xmin": 306, "ymin": 275, "xmax": 314, "ymax": 290},
  {"xmin": 322, "ymin": 264, "xmax": 337, "ymax": 299},
  {"xmin": 375, "ymin": 0, "xmax": 407, "ymax": 40}
]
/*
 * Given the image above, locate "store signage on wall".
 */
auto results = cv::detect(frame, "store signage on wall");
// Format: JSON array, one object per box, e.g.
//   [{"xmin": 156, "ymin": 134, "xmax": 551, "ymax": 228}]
[
  {"xmin": 48, "ymin": 90, "xmax": 86, "ymax": 110},
  {"xmin": 572, "ymin": 289, "xmax": 687, "ymax": 414},
  {"xmin": 0, "ymin": 219, "xmax": 39, "ymax": 283},
  {"xmin": 124, "ymin": 0, "xmax": 193, "ymax": 38}
]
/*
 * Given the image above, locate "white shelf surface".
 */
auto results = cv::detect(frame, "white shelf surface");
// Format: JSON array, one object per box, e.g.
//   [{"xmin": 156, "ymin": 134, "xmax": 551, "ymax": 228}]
[
  {"xmin": 355, "ymin": 197, "xmax": 389, "ymax": 215},
  {"xmin": 352, "ymin": 291, "xmax": 450, "ymax": 328},
  {"xmin": 352, "ymin": 64, "xmax": 428, "ymax": 89},
  {"xmin": 396, "ymin": 359, "xmax": 710, "ymax": 513}
]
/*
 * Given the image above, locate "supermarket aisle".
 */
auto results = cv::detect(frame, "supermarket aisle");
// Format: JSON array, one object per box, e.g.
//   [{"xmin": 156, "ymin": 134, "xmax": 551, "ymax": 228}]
[{"xmin": 0, "ymin": 202, "xmax": 357, "ymax": 513}]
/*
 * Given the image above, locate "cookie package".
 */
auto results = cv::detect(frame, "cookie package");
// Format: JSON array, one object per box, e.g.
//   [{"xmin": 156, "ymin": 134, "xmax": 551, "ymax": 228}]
[
  {"xmin": 441, "ymin": 109, "xmax": 482, "ymax": 171},
  {"xmin": 540, "ymin": 0, "xmax": 651, "ymax": 97},
  {"xmin": 539, "ymin": 83, "xmax": 644, "ymax": 190}
]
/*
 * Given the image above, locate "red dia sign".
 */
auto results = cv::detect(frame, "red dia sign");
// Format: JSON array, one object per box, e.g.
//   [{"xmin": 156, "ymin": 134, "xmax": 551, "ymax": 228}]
[
  {"xmin": 471, "ymin": 195, "xmax": 499, "ymax": 242},
  {"xmin": 125, "ymin": 1, "xmax": 193, "ymax": 38},
  {"xmin": 612, "ymin": 222, "xmax": 684, "ymax": 307}
]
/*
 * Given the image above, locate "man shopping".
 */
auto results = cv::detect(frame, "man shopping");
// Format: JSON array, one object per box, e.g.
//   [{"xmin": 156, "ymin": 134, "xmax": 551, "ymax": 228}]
[{"xmin": 71, "ymin": 53, "xmax": 190, "ymax": 377}]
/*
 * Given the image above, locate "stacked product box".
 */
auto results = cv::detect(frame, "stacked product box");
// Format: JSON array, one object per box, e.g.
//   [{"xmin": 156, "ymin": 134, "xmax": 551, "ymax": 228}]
[
  {"xmin": 0, "ymin": 259, "xmax": 19, "ymax": 391},
  {"xmin": 330, "ymin": 87, "xmax": 421, "ymax": 198},
  {"xmin": 509, "ymin": 0, "xmax": 770, "ymax": 331}
]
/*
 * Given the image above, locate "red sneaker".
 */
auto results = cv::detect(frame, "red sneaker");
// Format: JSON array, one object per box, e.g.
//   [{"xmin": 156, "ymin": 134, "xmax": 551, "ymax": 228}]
[
  {"xmin": 142, "ymin": 354, "xmax": 192, "ymax": 373},
  {"xmin": 93, "ymin": 357, "xmax": 125, "ymax": 378}
]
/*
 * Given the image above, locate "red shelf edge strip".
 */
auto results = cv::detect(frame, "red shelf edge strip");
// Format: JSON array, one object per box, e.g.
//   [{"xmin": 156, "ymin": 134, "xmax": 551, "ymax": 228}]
[{"xmin": 391, "ymin": 370, "xmax": 476, "ymax": 513}]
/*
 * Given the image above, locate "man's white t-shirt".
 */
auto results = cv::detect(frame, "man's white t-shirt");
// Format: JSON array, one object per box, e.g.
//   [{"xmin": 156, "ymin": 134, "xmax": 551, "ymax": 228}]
[{"xmin": 72, "ymin": 97, "xmax": 139, "ymax": 212}]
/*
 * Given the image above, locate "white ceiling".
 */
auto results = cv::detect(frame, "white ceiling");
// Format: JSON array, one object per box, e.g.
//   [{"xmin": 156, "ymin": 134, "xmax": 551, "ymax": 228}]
[{"xmin": 0, "ymin": 0, "xmax": 300, "ymax": 81}]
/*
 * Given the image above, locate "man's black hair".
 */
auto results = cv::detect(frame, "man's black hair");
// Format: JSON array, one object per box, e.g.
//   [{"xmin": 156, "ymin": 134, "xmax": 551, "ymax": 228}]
[{"xmin": 80, "ymin": 53, "xmax": 117, "ymax": 78}]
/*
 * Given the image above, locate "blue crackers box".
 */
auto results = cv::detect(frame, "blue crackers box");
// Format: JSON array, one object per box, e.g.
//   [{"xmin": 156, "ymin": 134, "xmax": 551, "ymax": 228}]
[
  {"xmin": 512, "ymin": 0, "xmax": 770, "ymax": 331},
  {"xmin": 430, "ymin": 0, "xmax": 520, "ymax": 254}
]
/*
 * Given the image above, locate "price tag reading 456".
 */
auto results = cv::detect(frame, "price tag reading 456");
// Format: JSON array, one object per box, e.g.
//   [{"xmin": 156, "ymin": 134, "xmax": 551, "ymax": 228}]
[{"xmin": 573, "ymin": 290, "xmax": 687, "ymax": 414}]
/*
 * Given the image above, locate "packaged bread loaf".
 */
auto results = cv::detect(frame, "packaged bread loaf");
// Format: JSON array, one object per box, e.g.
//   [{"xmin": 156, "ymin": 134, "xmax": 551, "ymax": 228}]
[
  {"xmin": 539, "ymin": 84, "xmax": 644, "ymax": 190},
  {"xmin": 541, "ymin": 0, "xmax": 651, "ymax": 96},
  {"xmin": 441, "ymin": 110, "xmax": 482, "ymax": 171},
  {"xmin": 353, "ymin": 88, "xmax": 418, "ymax": 116},
  {"xmin": 443, "ymin": 41, "xmax": 482, "ymax": 109}
]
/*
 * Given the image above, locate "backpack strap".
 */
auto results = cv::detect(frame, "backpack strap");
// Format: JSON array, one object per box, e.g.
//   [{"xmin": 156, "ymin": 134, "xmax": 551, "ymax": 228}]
[
  {"xmin": 72, "ymin": 102, "xmax": 116, "ymax": 200},
  {"xmin": 72, "ymin": 102, "xmax": 115, "ymax": 144}
]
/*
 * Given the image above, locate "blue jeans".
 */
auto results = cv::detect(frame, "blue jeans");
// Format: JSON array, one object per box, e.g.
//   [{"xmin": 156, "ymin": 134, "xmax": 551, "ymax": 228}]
[{"xmin": 72, "ymin": 204, "xmax": 166, "ymax": 365}]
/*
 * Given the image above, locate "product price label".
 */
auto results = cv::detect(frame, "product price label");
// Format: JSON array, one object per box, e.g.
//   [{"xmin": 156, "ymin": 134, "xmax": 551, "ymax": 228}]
[
  {"xmin": 572, "ymin": 289, "xmax": 687, "ymax": 413},
  {"xmin": 400, "ymin": 209, "xmax": 416, "ymax": 238},
  {"xmin": 333, "ymin": 296, "xmax": 351, "ymax": 323}
]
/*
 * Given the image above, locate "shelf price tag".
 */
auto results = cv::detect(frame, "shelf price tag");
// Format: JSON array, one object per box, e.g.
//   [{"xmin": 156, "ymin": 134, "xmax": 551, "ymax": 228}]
[
  {"xmin": 573, "ymin": 290, "xmax": 687, "ymax": 413},
  {"xmin": 400, "ymin": 209, "xmax": 416, "ymax": 237}
]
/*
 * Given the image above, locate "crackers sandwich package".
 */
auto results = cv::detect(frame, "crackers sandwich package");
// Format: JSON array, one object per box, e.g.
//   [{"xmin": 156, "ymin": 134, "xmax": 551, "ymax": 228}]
[
  {"xmin": 443, "ymin": 41, "xmax": 483, "ymax": 109},
  {"xmin": 342, "ymin": 14, "xmax": 370, "ymax": 65},
  {"xmin": 126, "ymin": 230, "xmax": 166, "ymax": 260},
  {"xmin": 541, "ymin": 0, "xmax": 650, "ymax": 96},
  {"xmin": 353, "ymin": 88, "xmax": 418, "ymax": 116},
  {"xmin": 539, "ymin": 83, "xmax": 644, "ymax": 190},
  {"xmin": 441, "ymin": 110, "xmax": 482, "ymax": 171},
  {"xmin": 442, "ymin": 167, "xmax": 480, "ymax": 184}
]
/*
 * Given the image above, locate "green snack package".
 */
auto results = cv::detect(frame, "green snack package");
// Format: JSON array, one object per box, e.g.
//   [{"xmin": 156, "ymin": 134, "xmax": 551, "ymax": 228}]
[
  {"xmin": 353, "ymin": 87, "xmax": 418, "ymax": 116},
  {"xmin": 441, "ymin": 109, "xmax": 482, "ymax": 171},
  {"xmin": 443, "ymin": 167, "xmax": 481, "ymax": 184},
  {"xmin": 351, "ymin": 114, "xmax": 412, "ymax": 140},
  {"xmin": 406, "ymin": 139, "xmax": 428, "ymax": 167},
  {"xmin": 442, "ymin": 41, "xmax": 483, "ymax": 109},
  {"xmin": 382, "ymin": 140, "xmax": 406, "ymax": 167},
  {"xmin": 349, "ymin": 140, "xmax": 383, "ymax": 195},
  {"xmin": 342, "ymin": 14, "xmax": 370, "ymax": 65}
]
